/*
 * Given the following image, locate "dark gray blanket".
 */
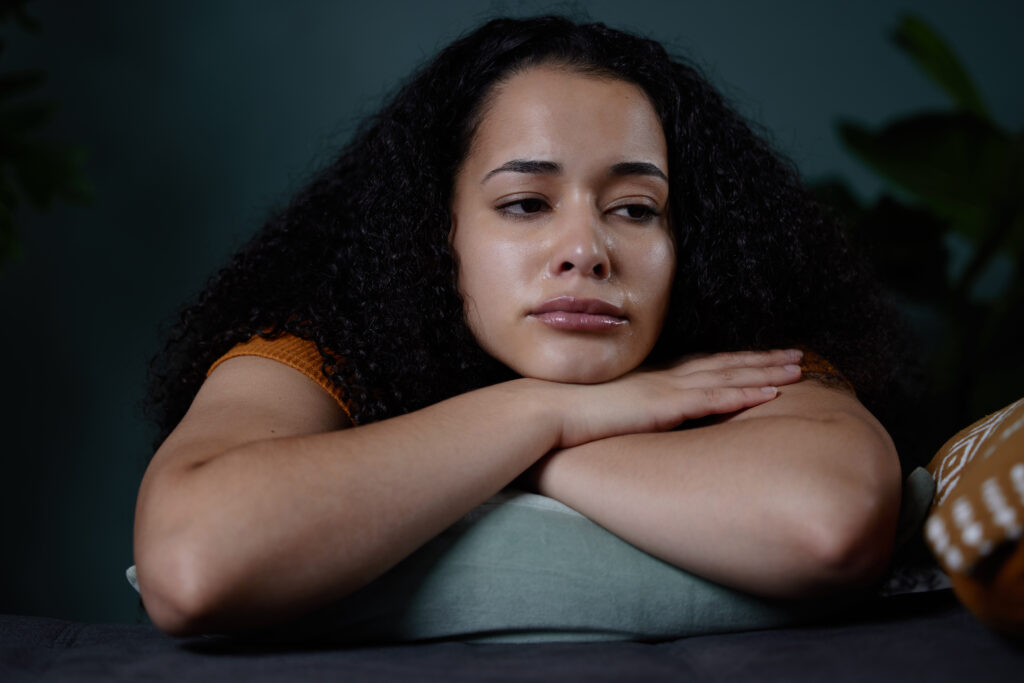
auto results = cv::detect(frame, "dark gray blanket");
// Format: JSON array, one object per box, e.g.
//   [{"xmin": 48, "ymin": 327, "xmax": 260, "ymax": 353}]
[{"xmin": 2, "ymin": 592, "xmax": 1021, "ymax": 682}]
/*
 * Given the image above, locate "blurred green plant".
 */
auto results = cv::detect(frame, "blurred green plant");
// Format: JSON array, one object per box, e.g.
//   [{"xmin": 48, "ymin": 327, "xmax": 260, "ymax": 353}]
[
  {"xmin": 814, "ymin": 14, "xmax": 1023, "ymax": 455},
  {"xmin": 0, "ymin": 0, "xmax": 91, "ymax": 270}
]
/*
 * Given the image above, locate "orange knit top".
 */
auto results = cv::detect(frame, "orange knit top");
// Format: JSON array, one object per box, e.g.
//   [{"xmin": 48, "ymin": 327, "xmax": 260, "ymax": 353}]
[
  {"xmin": 207, "ymin": 334, "xmax": 356, "ymax": 426},
  {"xmin": 207, "ymin": 334, "xmax": 854, "ymax": 426}
]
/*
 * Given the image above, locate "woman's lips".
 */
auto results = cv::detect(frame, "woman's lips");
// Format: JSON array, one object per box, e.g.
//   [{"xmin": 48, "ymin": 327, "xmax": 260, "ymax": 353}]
[{"xmin": 529, "ymin": 297, "xmax": 627, "ymax": 331}]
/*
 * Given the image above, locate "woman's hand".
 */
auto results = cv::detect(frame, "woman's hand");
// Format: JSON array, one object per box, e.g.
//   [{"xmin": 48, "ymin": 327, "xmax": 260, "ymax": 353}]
[
  {"xmin": 135, "ymin": 347, "xmax": 803, "ymax": 633},
  {"xmin": 527, "ymin": 364, "xmax": 902, "ymax": 598},
  {"xmin": 550, "ymin": 348, "xmax": 806, "ymax": 448}
]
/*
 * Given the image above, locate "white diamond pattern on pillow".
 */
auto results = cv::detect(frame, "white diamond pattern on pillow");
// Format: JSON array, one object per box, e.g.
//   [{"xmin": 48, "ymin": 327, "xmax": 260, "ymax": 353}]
[{"xmin": 926, "ymin": 398, "xmax": 1024, "ymax": 575}]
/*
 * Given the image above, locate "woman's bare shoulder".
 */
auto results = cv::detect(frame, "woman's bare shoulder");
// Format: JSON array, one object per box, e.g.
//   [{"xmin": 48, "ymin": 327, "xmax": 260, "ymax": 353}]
[{"xmin": 149, "ymin": 356, "xmax": 351, "ymax": 475}]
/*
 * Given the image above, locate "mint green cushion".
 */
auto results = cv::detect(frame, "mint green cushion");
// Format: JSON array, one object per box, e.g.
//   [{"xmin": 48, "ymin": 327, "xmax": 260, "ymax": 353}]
[
  {"xmin": 128, "ymin": 468, "xmax": 936, "ymax": 643},
  {"xmin": 292, "ymin": 491, "xmax": 838, "ymax": 643}
]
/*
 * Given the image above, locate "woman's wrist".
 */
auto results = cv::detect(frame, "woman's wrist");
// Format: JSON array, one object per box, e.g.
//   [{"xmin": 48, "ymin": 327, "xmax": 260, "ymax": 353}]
[{"xmin": 493, "ymin": 377, "xmax": 574, "ymax": 451}]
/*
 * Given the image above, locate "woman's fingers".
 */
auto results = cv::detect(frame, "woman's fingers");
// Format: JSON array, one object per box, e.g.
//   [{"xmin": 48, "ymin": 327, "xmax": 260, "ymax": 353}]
[
  {"xmin": 555, "ymin": 349, "xmax": 807, "ymax": 447},
  {"xmin": 632, "ymin": 352, "xmax": 807, "ymax": 422},
  {"xmin": 674, "ymin": 385, "xmax": 780, "ymax": 421},
  {"xmin": 672, "ymin": 348, "xmax": 803, "ymax": 374},
  {"xmin": 673, "ymin": 362, "xmax": 802, "ymax": 390}
]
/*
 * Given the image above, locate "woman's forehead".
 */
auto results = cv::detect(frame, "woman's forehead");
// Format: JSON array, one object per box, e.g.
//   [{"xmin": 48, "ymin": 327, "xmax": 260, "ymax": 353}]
[{"xmin": 464, "ymin": 66, "xmax": 667, "ymax": 176}]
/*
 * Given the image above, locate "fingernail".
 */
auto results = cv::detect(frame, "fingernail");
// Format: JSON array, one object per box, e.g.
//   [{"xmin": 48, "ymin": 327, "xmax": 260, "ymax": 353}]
[
  {"xmin": 784, "ymin": 364, "xmax": 801, "ymax": 373},
  {"xmin": 787, "ymin": 349, "xmax": 803, "ymax": 360},
  {"xmin": 761, "ymin": 386, "xmax": 778, "ymax": 396}
]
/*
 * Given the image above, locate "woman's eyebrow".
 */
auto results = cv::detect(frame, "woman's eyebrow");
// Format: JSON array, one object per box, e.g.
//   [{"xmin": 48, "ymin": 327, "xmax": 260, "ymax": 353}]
[
  {"xmin": 480, "ymin": 159, "xmax": 668, "ymax": 184},
  {"xmin": 610, "ymin": 161, "xmax": 668, "ymax": 182},
  {"xmin": 482, "ymin": 159, "xmax": 561, "ymax": 184}
]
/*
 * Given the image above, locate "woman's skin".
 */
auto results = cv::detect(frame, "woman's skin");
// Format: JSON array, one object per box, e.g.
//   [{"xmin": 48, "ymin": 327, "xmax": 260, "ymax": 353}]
[
  {"xmin": 133, "ymin": 66, "xmax": 901, "ymax": 637},
  {"xmin": 452, "ymin": 67, "xmax": 675, "ymax": 385}
]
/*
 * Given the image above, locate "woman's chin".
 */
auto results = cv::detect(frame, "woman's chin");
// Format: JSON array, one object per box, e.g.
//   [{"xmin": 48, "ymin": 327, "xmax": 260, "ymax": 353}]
[{"xmin": 513, "ymin": 358, "xmax": 634, "ymax": 385}]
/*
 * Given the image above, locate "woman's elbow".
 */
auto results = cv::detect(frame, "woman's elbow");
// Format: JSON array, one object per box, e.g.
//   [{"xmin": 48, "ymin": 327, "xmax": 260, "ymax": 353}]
[
  {"xmin": 807, "ymin": 497, "xmax": 899, "ymax": 592},
  {"xmin": 798, "ymin": 426, "xmax": 902, "ymax": 593},
  {"xmin": 134, "ymin": 535, "xmax": 227, "ymax": 636}
]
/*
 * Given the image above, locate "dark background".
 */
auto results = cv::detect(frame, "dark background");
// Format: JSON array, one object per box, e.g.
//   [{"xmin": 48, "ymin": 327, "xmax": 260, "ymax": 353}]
[{"xmin": 1, "ymin": 1, "xmax": 1021, "ymax": 625}]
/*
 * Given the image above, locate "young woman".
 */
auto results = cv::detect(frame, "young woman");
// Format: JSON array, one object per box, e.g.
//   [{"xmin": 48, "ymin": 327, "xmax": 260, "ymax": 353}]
[{"xmin": 135, "ymin": 16, "xmax": 905, "ymax": 636}]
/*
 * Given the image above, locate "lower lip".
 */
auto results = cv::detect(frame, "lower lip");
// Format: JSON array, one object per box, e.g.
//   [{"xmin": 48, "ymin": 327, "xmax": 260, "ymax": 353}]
[{"xmin": 530, "ymin": 312, "xmax": 627, "ymax": 331}]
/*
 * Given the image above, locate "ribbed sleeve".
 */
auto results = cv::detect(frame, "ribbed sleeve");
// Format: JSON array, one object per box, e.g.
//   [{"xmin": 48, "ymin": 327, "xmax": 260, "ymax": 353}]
[
  {"xmin": 206, "ymin": 337, "xmax": 849, "ymax": 429},
  {"xmin": 799, "ymin": 348, "xmax": 855, "ymax": 395},
  {"xmin": 208, "ymin": 334, "xmax": 355, "ymax": 425}
]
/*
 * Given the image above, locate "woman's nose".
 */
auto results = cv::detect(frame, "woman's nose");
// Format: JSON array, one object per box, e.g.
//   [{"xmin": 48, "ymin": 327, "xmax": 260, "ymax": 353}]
[{"xmin": 547, "ymin": 210, "xmax": 611, "ymax": 280}]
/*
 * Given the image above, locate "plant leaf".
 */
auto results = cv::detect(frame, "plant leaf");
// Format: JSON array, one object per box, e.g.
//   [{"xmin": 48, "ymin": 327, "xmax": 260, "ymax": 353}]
[
  {"xmin": 809, "ymin": 178, "xmax": 865, "ymax": 222},
  {"xmin": 0, "ymin": 98, "xmax": 56, "ymax": 134},
  {"xmin": 0, "ymin": 68, "xmax": 46, "ymax": 100},
  {"xmin": 10, "ymin": 141, "xmax": 92, "ymax": 209},
  {"xmin": 859, "ymin": 196, "xmax": 950, "ymax": 303},
  {"xmin": 0, "ymin": 1, "xmax": 41, "ymax": 33},
  {"xmin": 0, "ymin": 186, "xmax": 17, "ymax": 268},
  {"xmin": 838, "ymin": 113, "xmax": 1015, "ymax": 239},
  {"xmin": 892, "ymin": 14, "xmax": 988, "ymax": 118}
]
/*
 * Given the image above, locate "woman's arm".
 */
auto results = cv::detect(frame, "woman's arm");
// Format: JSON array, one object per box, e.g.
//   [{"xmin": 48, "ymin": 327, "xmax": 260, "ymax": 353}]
[
  {"xmin": 135, "ymin": 356, "xmax": 556, "ymax": 635},
  {"xmin": 529, "ymin": 378, "xmax": 902, "ymax": 598},
  {"xmin": 134, "ymin": 350, "xmax": 802, "ymax": 635}
]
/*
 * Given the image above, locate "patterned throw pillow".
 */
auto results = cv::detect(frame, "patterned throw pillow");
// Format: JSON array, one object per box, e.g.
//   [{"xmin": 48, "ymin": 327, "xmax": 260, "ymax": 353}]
[{"xmin": 924, "ymin": 397, "xmax": 1024, "ymax": 637}]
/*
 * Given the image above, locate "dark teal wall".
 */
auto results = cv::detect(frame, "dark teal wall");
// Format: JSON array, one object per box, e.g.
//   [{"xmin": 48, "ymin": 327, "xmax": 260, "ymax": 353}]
[{"xmin": 1, "ymin": 1, "xmax": 1021, "ymax": 624}]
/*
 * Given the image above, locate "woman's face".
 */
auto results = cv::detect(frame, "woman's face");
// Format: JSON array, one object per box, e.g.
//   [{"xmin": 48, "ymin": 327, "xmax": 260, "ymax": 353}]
[{"xmin": 451, "ymin": 66, "xmax": 675, "ymax": 383}]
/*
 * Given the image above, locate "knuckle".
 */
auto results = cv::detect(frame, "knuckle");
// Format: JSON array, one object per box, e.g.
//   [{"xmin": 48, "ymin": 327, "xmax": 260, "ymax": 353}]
[
  {"xmin": 703, "ymin": 387, "xmax": 724, "ymax": 403},
  {"xmin": 719, "ymin": 351, "xmax": 742, "ymax": 365}
]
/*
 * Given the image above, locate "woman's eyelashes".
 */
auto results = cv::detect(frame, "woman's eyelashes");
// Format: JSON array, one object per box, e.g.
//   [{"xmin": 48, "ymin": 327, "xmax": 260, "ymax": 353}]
[
  {"xmin": 495, "ymin": 197, "xmax": 662, "ymax": 223},
  {"xmin": 497, "ymin": 196, "xmax": 549, "ymax": 218},
  {"xmin": 609, "ymin": 203, "xmax": 661, "ymax": 222}
]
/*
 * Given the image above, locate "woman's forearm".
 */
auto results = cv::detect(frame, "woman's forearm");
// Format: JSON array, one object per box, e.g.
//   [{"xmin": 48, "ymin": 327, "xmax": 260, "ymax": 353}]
[
  {"xmin": 531, "ymin": 386, "xmax": 902, "ymax": 598},
  {"xmin": 135, "ymin": 379, "xmax": 563, "ymax": 635},
  {"xmin": 135, "ymin": 350, "xmax": 804, "ymax": 634}
]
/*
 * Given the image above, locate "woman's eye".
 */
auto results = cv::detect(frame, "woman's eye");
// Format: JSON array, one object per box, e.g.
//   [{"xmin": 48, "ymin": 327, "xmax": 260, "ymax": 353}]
[
  {"xmin": 610, "ymin": 204, "xmax": 660, "ymax": 222},
  {"xmin": 498, "ymin": 198, "xmax": 549, "ymax": 216}
]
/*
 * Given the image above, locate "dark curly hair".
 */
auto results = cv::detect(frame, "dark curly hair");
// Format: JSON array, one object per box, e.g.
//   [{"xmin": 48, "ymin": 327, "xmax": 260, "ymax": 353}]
[{"xmin": 146, "ymin": 16, "xmax": 911, "ymax": 462}]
